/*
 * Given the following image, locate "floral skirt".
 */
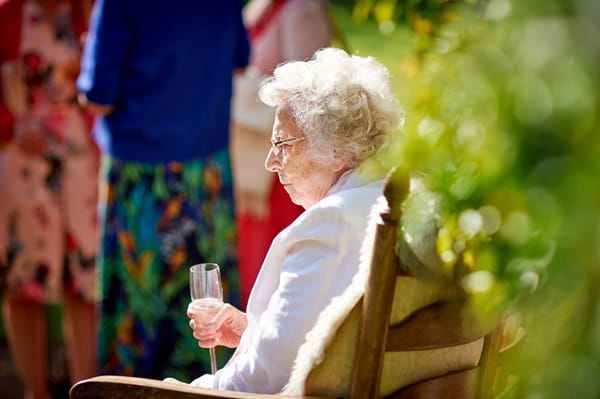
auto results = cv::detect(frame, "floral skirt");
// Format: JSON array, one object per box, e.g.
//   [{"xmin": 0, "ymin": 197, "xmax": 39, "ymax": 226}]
[
  {"xmin": 0, "ymin": 142, "xmax": 98, "ymax": 304},
  {"xmin": 97, "ymin": 149, "xmax": 239, "ymax": 381}
]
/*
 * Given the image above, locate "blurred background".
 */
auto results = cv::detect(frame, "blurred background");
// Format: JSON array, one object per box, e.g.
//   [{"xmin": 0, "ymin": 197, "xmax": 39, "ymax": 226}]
[
  {"xmin": 350, "ymin": 0, "xmax": 600, "ymax": 397},
  {"xmin": 1, "ymin": 0, "xmax": 599, "ymax": 398}
]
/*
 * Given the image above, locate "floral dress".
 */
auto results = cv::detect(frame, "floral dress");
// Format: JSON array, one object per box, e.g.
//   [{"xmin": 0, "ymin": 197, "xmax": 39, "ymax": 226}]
[{"xmin": 0, "ymin": 0, "xmax": 99, "ymax": 304}]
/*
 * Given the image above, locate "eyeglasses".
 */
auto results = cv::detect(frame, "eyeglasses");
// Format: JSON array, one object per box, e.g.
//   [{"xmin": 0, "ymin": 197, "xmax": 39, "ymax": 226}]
[{"xmin": 270, "ymin": 136, "xmax": 307, "ymax": 155}]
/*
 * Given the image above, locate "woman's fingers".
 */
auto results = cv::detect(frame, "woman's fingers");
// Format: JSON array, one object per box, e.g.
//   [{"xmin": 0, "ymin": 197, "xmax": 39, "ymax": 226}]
[
  {"xmin": 187, "ymin": 302, "xmax": 195, "ymax": 318},
  {"xmin": 190, "ymin": 316, "xmax": 222, "ymax": 346},
  {"xmin": 205, "ymin": 303, "xmax": 232, "ymax": 329},
  {"xmin": 188, "ymin": 302, "xmax": 246, "ymax": 348},
  {"xmin": 164, "ymin": 377, "xmax": 185, "ymax": 384},
  {"xmin": 198, "ymin": 337, "xmax": 220, "ymax": 348},
  {"xmin": 188, "ymin": 301, "xmax": 228, "ymax": 329}
]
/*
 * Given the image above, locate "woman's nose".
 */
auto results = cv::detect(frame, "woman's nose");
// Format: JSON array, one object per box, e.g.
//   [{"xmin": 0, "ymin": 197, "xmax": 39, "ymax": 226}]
[{"xmin": 265, "ymin": 147, "xmax": 280, "ymax": 172}]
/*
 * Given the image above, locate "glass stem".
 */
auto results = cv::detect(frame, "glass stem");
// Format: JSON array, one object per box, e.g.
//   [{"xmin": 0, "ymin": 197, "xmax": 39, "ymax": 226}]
[{"xmin": 209, "ymin": 347, "xmax": 217, "ymax": 374}]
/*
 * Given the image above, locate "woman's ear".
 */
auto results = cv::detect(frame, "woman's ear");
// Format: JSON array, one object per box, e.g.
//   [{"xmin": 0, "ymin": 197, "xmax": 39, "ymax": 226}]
[{"xmin": 331, "ymin": 149, "xmax": 352, "ymax": 172}]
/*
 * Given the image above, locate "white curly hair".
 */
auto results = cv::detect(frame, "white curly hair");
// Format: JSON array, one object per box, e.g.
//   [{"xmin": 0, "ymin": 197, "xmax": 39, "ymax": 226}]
[{"xmin": 258, "ymin": 47, "xmax": 404, "ymax": 167}]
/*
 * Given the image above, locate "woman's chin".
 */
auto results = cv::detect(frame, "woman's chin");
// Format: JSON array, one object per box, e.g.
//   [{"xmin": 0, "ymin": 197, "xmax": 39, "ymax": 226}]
[{"xmin": 284, "ymin": 189, "xmax": 304, "ymax": 208}]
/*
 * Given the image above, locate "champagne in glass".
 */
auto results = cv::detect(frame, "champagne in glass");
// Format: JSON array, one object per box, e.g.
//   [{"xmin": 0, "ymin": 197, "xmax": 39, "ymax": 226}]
[{"xmin": 189, "ymin": 263, "xmax": 223, "ymax": 374}]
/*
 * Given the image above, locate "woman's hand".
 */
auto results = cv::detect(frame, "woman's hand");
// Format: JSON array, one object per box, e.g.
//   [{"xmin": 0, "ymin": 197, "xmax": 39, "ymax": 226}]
[
  {"xmin": 77, "ymin": 93, "xmax": 114, "ymax": 115},
  {"xmin": 187, "ymin": 302, "xmax": 248, "ymax": 349},
  {"xmin": 163, "ymin": 377, "xmax": 185, "ymax": 384}
]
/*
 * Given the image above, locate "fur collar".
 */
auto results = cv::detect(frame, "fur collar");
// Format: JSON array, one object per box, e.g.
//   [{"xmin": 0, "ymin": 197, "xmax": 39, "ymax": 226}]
[{"xmin": 281, "ymin": 195, "xmax": 387, "ymax": 395}]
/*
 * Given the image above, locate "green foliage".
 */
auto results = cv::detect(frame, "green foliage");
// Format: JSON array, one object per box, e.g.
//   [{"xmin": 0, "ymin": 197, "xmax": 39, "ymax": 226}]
[{"xmin": 347, "ymin": 0, "xmax": 600, "ymax": 396}]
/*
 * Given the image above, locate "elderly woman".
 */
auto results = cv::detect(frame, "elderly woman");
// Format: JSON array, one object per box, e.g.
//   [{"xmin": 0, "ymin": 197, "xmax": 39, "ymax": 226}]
[{"xmin": 186, "ymin": 47, "xmax": 404, "ymax": 393}]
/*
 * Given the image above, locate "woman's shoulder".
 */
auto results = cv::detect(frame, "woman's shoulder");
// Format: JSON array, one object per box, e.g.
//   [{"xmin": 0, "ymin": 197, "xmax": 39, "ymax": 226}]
[
  {"xmin": 284, "ymin": 179, "xmax": 384, "ymax": 232},
  {"xmin": 322, "ymin": 180, "xmax": 383, "ymax": 210}
]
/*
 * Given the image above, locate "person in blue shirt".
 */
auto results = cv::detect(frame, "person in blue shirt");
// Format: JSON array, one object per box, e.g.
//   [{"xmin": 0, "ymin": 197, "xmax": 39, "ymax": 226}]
[{"xmin": 77, "ymin": 0, "xmax": 250, "ymax": 381}]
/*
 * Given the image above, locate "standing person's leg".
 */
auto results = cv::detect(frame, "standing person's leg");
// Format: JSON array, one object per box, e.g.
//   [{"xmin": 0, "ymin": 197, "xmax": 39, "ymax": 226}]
[
  {"xmin": 2, "ymin": 296, "xmax": 50, "ymax": 399},
  {"xmin": 0, "ymin": 148, "xmax": 63, "ymax": 399},
  {"xmin": 62, "ymin": 292, "xmax": 97, "ymax": 383}
]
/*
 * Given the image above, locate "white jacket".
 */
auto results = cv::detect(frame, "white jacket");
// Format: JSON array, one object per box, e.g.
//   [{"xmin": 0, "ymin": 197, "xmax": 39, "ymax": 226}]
[{"xmin": 191, "ymin": 171, "xmax": 383, "ymax": 393}]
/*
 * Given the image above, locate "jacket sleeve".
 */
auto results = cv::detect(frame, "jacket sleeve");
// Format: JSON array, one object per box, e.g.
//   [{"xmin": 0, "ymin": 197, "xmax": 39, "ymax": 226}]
[
  {"xmin": 76, "ymin": 0, "xmax": 131, "ymax": 105},
  {"xmin": 234, "ymin": 0, "xmax": 251, "ymax": 70}
]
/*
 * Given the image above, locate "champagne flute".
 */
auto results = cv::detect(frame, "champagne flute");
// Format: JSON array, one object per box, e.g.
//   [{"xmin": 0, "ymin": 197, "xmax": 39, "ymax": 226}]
[{"xmin": 189, "ymin": 263, "xmax": 223, "ymax": 374}]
